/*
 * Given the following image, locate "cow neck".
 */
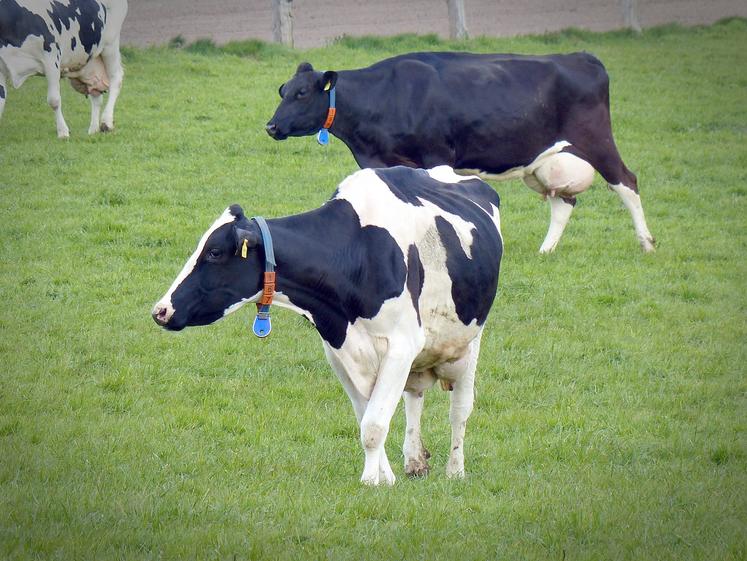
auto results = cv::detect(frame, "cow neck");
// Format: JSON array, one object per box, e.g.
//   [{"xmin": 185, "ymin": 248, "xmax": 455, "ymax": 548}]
[
  {"xmin": 265, "ymin": 205, "xmax": 358, "ymax": 334},
  {"xmin": 321, "ymin": 72, "xmax": 384, "ymax": 164},
  {"xmin": 250, "ymin": 216, "xmax": 275, "ymax": 338}
]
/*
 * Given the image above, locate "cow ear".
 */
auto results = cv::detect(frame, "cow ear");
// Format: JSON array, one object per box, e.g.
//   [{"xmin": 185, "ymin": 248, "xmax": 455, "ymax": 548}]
[
  {"xmin": 234, "ymin": 226, "xmax": 260, "ymax": 257},
  {"xmin": 321, "ymin": 70, "xmax": 338, "ymax": 91},
  {"xmin": 278, "ymin": 82, "xmax": 286, "ymax": 98},
  {"xmin": 296, "ymin": 62, "xmax": 314, "ymax": 74}
]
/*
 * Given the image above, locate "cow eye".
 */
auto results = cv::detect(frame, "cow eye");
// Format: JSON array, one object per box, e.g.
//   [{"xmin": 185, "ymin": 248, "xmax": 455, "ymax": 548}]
[
  {"xmin": 207, "ymin": 248, "xmax": 223, "ymax": 261},
  {"xmin": 296, "ymin": 88, "xmax": 308, "ymax": 99}
]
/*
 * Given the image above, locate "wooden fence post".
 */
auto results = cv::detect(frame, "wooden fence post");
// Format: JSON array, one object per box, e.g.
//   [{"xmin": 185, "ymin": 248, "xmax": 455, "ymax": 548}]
[
  {"xmin": 622, "ymin": 0, "xmax": 642, "ymax": 33},
  {"xmin": 446, "ymin": 0, "xmax": 468, "ymax": 40},
  {"xmin": 272, "ymin": 0, "xmax": 294, "ymax": 47}
]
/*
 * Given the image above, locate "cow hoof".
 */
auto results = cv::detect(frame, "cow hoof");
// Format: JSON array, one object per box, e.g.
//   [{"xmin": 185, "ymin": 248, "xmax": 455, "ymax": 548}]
[
  {"xmin": 100, "ymin": 122, "xmax": 112, "ymax": 133},
  {"xmin": 641, "ymin": 237, "xmax": 656, "ymax": 252},
  {"xmin": 405, "ymin": 459, "xmax": 430, "ymax": 478},
  {"xmin": 405, "ymin": 460, "xmax": 431, "ymax": 479}
]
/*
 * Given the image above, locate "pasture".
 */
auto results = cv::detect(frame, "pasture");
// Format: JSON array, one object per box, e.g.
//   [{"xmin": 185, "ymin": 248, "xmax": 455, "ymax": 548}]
[{"xmin": 1, "ymin": 19, "xmax": 745, "ymax": 561}]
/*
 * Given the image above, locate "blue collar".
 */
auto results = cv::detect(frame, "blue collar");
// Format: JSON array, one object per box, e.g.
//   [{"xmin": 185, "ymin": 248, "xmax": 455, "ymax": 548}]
[
  {"xmin": 316, "ymin": 86, "xmax": 336, "ymax": 146},
  {"xmin": 251, "ymin": 216, "xmax": 275, "ymax": 338}
]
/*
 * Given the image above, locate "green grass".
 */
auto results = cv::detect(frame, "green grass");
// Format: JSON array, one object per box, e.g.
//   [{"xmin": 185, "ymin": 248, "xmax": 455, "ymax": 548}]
[{"xmin": 1, "ymin": 20, "xmax": 746, "ymax": 561}]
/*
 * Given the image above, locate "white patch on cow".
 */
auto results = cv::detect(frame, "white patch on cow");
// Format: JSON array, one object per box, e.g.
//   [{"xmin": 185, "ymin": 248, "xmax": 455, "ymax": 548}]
[
  {"xmin": 456, "ymin": 140, "xmax": 572, "ymax": 182},
  {"xmin": 335, "ymin": 168, "xmax": 478, "ymax": 259},
  {"xmin": 426, "ymin": 164, "xmax": 479, "ymax": 183},
  {"xmin": 526, "ymin": 150, "xmax": 596, "ymax": 200},
  {"xmin": 222, "ymin": 295, "xmax": 254, "ymax": 317},
  {"xmin": 156, "ymin": 207, "xmax": 235, "ymax": 312},
  {"xmin": 609, "ymin": 182, "xmax": 656, "ymax": 252}
]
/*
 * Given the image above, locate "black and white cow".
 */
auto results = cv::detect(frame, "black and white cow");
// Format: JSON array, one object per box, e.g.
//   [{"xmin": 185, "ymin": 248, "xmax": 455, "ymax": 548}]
[
  {"xmin": 152, "ymin": 165, "xmax": 503, "ymax": 485},
  {"xmin": 266, "ymin": 53, "xmax": 655, "ymax": 253},
  {"xmin": 0, "ymin": 0, "xmax": 127, "ymax": 137}
]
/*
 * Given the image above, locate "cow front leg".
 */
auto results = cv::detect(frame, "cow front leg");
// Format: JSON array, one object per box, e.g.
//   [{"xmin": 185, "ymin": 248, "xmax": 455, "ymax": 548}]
[
  {"xmin": 402, "ymin": 390, "xmax": 431, "ymax": 477},
  {"xmin": 360, "ymin": 348, "xmax": 416, "ymax": 485},
  {"xmin": 609, "ymin": 183, "xmax": 656, "ymax": 252},
  {"xmin": 100, "ymin": 44, "xmax": 124, "ymax": 132},
  {"xmin": 44, "ymin": 56, "xmax": 69, "ymax": 138}
]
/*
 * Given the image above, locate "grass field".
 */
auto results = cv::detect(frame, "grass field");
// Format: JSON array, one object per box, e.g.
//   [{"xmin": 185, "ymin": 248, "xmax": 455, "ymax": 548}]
[{"xmin": 1, "ymin": 19, "xmax": 746, "ymax": 561}]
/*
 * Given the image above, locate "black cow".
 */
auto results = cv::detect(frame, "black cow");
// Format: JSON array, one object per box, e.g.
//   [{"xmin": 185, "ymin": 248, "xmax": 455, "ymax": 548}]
[
  {"xmin": 0, "ymin": 0, "xmax": 127, "ymax": 137},
  {"xmin": 266, "ymin": 52, "xmax": 655, "ymax": 253},
  {"xmin": 152, "ymin": 165, "xmax": 503, "ymax": 485}
]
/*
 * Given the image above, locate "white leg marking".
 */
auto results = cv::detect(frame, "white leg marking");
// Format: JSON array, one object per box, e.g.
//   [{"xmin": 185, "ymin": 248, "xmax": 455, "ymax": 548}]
[
  {"xmin": 539, "ymin": 196, "xmax": 575, "ymax": 254},
  {"xmin": 402, "ymin": 390, "xmax": 429, "ymax": 476},
  {"xmin": 360, "ymin": 345, "xmax": 419, "ymax": 485},
  {"xmin": 99, "ymin": 44, "xmax": 123, "ymax": 132},
  {"xmin": 609, "ymin": 183, "xmax": 656, "ymax": 252},
  {"xmin": 88, "ymin": 93, "xmax": 103, "ymax": 134},
  {"xmin": 44, "ymin": 55, "xmax": 68, "ymax": 138},
  {"xmin": 436, "ymin": 329, "xmax": 482, "ymax": 479}
]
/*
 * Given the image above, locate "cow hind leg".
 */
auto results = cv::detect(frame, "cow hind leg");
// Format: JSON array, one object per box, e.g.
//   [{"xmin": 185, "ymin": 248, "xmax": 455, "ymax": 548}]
[
  {"xmin": 525, "ymin": 151, "xmax": 596, "ymax": 253},
  {"xmin": 609, "ymin": 181, "xmax": 656, "ymax": 252},
  {"xmin": 99, "ymin": 45, "xmax": 124, "ymax": 132},
  {"xmin": 0, "ymin": 73, "xmax": 6, "ymax": 122},
  {"xmin": 402, "ymin": 389, "xmax": 431, "ymax": 477},
  {"xmin": 88, "ymin": 93, "xmax": 103, "ymax": 134},
  {"xmin": 435, "ymin": 329, "xmax": 483, "ymax": 479},
  {"xmin": 570, "ymin": 131, "xmax": 656, "ymax": 252}
]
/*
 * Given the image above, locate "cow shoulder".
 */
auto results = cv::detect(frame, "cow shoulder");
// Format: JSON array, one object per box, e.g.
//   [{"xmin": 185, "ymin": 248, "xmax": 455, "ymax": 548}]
[{"xmin": 280, "ymin": 197, "xmax": 408, "ymax": 349}]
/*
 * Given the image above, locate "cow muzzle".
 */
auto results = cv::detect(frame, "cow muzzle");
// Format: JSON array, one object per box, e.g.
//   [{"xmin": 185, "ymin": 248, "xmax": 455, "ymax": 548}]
[
  {"xmin": 265, "ymin": 122, "xmax": 279, "ymax": 138},
  {"xmin": 264, "ymin": 122, "xmax": 287, "ymax": 140},
  {"xmin": 151, "ymin": 301, "xmax": 175, "ymax": 327}
]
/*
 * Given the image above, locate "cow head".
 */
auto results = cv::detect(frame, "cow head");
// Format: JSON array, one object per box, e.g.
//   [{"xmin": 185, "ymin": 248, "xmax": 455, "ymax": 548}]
[
  {"xmin": 152, "ymin": 205, "xmax": 264, "ymax": 331},
  {"xmin": 265, "ymin": 62, "xmax": 338, "ymax": 140}
]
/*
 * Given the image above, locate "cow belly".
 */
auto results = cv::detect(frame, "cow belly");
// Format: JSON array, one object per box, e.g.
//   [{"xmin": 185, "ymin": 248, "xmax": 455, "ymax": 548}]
[{"xmin": 412, "ymin": 319, "xmax": 480, "ymax": 371}]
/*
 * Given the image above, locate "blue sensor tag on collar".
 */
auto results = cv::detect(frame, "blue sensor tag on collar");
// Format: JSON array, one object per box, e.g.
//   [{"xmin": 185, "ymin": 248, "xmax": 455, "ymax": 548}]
[
  {"xmin": 253, "ymin": 312, "xmax": 272, "ymax": 338},
  {"xmin": 317, "ymin": 128, "xmax": 330, "ymax": 146}
]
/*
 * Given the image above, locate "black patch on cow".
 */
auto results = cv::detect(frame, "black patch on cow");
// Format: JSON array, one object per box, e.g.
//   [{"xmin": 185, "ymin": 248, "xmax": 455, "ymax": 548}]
[
  {"xmin": 71, "ymin": 36, "xmax": 76, "ymax": 50},
  {"xmin": 374, "ymin": 166, "xmax": 500, "ymax": 217},
  {"xmin": 407, "ymin": 244, "xmax": 424, "ymax": 325},
  {"xmin": 0, "ymin": 84, "xmax": 5, "ymax": 99},
  {"xmin": 561, "ymin": 196, "xmax": 577, "ymax": 207},
  {"xmin": 272, "ymin": 199, "xmax": 407, "ymax": 349},
  {"xmin": 434, "ymin": 215, "xmax": 502, "ymax": 327},
  {"xmin": 46, "ymin": 0, "xmax": 105, "ymax": 54},
  {"xmin": 0, "ymin": 0, "xmax": 55, "ymax": 50}
]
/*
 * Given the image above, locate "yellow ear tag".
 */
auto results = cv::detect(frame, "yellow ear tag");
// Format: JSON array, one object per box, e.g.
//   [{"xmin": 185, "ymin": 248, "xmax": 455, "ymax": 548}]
[
  {"xmin": 324, "ymin": 81, "xmax": 331, "ymax": 91},
  {"xmin": 241, "ymin": 239, "xmax": 248, "ymax": 259}
]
